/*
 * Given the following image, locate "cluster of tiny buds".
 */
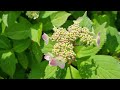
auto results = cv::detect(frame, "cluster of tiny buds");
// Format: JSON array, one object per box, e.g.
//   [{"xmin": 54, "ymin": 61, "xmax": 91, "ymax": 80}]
[
  {"xmin": 51, "ymin": 20, "xmax": 95, "ymax": 45},
  {"xmin": 52, "ymin": 42, "xmax": 75, "ymax": 62},
  {"xmin": 26, "ymin": 11, "xmax": 40, "ymax": 19},
  {"xmin": 78, "ymin": 27, "xmax": 95, "ymax": 45}
]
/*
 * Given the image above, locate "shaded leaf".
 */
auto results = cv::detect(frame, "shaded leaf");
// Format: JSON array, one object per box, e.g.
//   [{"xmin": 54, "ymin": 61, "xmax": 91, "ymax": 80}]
[
  {"xmin": 31, "ymin": 42, "xmax": 43, "ymax": 63},
  {"xmin": 28, "ymin": 61, "xmax": 48, "ymax": 79},
  {"xmin": 4, "ymin": 16, "xmax": 31, "ymax": 40},
  {"xmin": 13, "ymin": 38, "xmax": 31, "ymax": 53},
  {"xmin": 0, "ymin": 35, "xmax": 11, "ymax": 49},
  {"xmin": 0, "ymin": 51, "xmax": 18, "ymax": 77},
  {"xmin": 16, "ymin": 52, "xmax": 29, "ymax": 69}
]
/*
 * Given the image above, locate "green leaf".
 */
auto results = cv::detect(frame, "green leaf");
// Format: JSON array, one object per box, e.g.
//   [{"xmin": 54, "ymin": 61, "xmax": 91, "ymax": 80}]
[
  {"xmin": 71, "ymin": 11, "xmax": 85, "ymax": 19},
  {"xmin": 31, "ymin": 42, "xmax": 43, "ymax": 63},
  {"xmin": 92, "ymin": 12, "xmax": 117, "ymax": 27},
  {"xmin": 41, "ymin": 11, "xmax": 58, "ymax": 18},
  {"xmin": 28, "ymin": 61, "xmax": 48, "ymax": 79},
  {"xmin": 2, "ymin": 22, "xmax": 6, "ymax": 34},
  {"xmin": 44, "ymin": 65, "xmax": 57, "ymax": 79},
  {"xmin": 2, "ymin": 14, "xmax": 8, "ymax": 27},
  {"xmin": 101, "ymin": 26, "xmax": 120, "ymax": 54},
  {"xmin": 74, "ymin": 23, "xmax": 106, "ymax": 58},
  {"xmin": 0, "ymin": 35, "xmax": 11, "ymax": 49},
  {"xmin": 41, "ymin": 39, "xmax": 54, "ymax": 54},
  {"xmin": 0, "ymin": 68, "xmax": 9, "ymax": 79},
  {"xmin": 77, "ymin": 55, "xmax": 120, "ymax": 79},
  {"xmin": 90, "ymin": 55, "xmax": 120, "ymax": 79},
  {"xmin": 40, "ymin": 17, "xmax": 53, "ymax": 31},
  {"xmin": 77, "ymin": 56, "xmax": 97, "ymax": 79},
  {"xmin": 79, "ymin": 11, "xmax": 93, "ymax": 30},
  {"xmin": 30, "ymin": 22, "xmax": 42, "ymax": 45},
  {"xmin": 0, "ymin": 51, "xmax": 18, "ymax": 77},
  {"xmin": 65, "ymin": 65, "xmax": 81, "ymax": 79},
  {"xmin": 55, "ymin": 67, "xmax": 67, "ymax": 79},
  {"xmin": 13, "ymin": 38, "xmax": 31, "ymax": 53},
  {"xmin": 16, "ymin": 52, "xmax": 28, "ymax": 69},
  {"xmin": 62, "ymin": 20, "xmax": 73, "ymax": 28},
  {"xmin": 4, "ymin": 16, "xmax": 31, "ymax": 40},
  {"xmin": 13, "ymin": 64, "xmax": 26, "ymax": 79},
  {"xmin": 50, "ymin": 11, "xmax": 71, "ymax": 27},
  {"xmin": 26, "ymin": 49, "xmax": 38, "ymax": 68},
  {"xmin": 7, "ymin": 11, "xmax": 21, "ymax": 27}
]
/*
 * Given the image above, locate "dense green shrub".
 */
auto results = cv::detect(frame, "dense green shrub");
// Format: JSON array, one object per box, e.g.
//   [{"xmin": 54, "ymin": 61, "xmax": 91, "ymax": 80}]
[{"xmin": 0, "ymin": 11, "xmax": 120, "ymax": 79}]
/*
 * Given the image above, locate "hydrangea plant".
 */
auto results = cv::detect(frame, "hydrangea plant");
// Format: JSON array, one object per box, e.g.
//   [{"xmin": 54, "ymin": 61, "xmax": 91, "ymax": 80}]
[{"xmin": 0, "ymin": 11, "xmax": 120, "ymax": 79}]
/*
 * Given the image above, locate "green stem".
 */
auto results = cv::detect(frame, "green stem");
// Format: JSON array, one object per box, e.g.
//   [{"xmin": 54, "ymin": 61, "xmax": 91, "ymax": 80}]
[{"xmin": 69, "ymin": 66, "xmax": 73, "ymax": 79}]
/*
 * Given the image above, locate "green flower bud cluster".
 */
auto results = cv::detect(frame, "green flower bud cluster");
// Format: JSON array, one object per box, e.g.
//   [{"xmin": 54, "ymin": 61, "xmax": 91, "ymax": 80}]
[
  {"xmin": 51, "ymin": 27, "xmax": 69, "ymax": 43},
  {"xmin": 79, "ymin": 27, "xmax": 94, "ymax": 45},
  {"xmin": 52, "ymin": 42, "xmax": 76, "ymax": 62},
  {"xmin": 26, "ymin": 11, "xmax": 40, "ymax": 19},
  {"xmin": 50, "ymin": 19, "xmax": 96, "ymax": 63},
  {"xmin": 67, "ymin": 20, "xmax": 82, "ymax": 41}
]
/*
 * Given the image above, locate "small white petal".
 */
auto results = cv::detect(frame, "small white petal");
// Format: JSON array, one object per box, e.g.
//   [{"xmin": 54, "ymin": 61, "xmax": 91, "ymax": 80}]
[
  {"xmin": 57, "ymin": 61, "xmax": 65, "ymax": 69},
  {"xmin": 44, "ymin": 54, "xmax": 51, "ymax": 61}
]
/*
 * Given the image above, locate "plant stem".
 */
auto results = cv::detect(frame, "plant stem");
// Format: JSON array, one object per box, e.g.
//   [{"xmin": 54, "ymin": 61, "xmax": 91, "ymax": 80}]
[{"xmin": 69, "ymin": 66, "xmax": 73, "ymax": 79}]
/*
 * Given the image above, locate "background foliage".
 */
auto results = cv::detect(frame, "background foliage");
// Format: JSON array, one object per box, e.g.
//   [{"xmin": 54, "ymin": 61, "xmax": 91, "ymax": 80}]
[{"xmin": 0, "ymin": 11, "xmax": 120, "ymax": 79}]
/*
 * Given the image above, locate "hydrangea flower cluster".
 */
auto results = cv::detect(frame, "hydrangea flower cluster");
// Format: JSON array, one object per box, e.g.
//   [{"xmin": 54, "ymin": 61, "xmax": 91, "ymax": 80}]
[
  {"xmin": 42, "ymin": 19, "xmax": 100, "ymax": 69},
  {"xmin": 26, "ymin": 11, "xmax": 40, "ymax": 19}
]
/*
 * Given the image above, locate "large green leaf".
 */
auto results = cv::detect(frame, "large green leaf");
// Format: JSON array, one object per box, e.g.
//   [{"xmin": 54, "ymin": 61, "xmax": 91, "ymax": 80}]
[
  {"xmin": 77, "ymin": 55, "xmax": 120, "ymax": 79},
  {"xmin": 30, "ymin": 22, "xmax": 42, "ymax": 45},
  {"xmin": 40, "ymin": 11, "xmax": 58, "ymax": 18},
  {"xmin": 0, "ymin": 35, "xmax": 11, "ymax": 49},
  {"xmin": 13, "ymin": 38, "xmax": 31, "ymax": 53},
  {"xmin": 16, "ymin": 52, "xmax": 29, "ymax": 69},
  {"xmin": 28, "ymin": 61, "xmax": 48, "ymax": 79},
  {"xmin": 31, "ymin": 42, "xmax": 43, "ymax": 63},
  {"xmin": 0, "ymin": 50, "xmax": 18, "ymax": 77},
  {"xmin": 74, "ymin": 23, "xmax": 106, "ymax": 58},
  {"xmin": 65, "ymin": 65, "xmax": 81, "ymax": 79},
  {"xmin": 4, "ymin": 16, "xmax": 31, "ymax": 40},
  {"xmin": 50, "ymin": 11, "xmax": 71, "ymax": 27}
]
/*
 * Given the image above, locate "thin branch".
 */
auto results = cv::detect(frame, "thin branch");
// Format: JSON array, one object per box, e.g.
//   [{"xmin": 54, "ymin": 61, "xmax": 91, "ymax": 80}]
[{"xmin": 69, "ymin": 66, "xmax": 73, "ymax": 79}]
